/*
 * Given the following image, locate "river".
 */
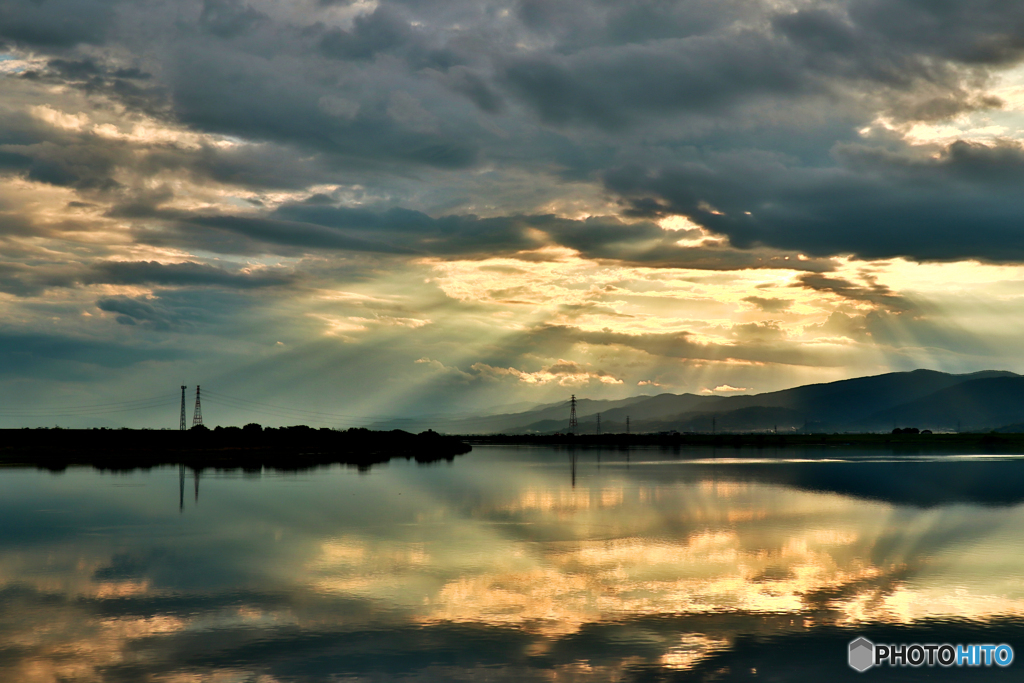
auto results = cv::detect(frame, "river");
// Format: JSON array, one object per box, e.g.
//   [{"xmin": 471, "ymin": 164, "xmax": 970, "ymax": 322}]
[{"xmin": 2, "ymin": 445, "xmax": 1023, "ymax": 681}]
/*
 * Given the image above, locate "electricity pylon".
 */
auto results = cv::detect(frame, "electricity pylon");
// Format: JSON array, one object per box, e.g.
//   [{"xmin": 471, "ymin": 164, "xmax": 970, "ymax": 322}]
[
  {"xmin": 180, "ymin": 386, "xmax": 187, "ymax": 431},
  {"xmin": 192, "ymin": 385, "xmax": 204, "ymax": 427}
]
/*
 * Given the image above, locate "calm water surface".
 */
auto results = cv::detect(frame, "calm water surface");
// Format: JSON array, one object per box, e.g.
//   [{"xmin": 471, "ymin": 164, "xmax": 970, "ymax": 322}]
[{"xmin": 2, "ymin": 445, "xmax": 1024, "ymax": 681}]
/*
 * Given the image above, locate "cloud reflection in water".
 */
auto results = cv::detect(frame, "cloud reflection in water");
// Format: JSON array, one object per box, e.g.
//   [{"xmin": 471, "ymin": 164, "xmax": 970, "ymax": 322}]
[{"xmin": 1, "ymin": 447, "xmax": 1023, "ymax": 681}]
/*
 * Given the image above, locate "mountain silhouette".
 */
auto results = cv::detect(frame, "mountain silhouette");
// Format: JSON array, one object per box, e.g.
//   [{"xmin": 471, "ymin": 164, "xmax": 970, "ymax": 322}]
[
  {"xmin": 437, "ymin": 369, "xmax": 1023, "ymax": 434},
  {"xmin": 858, "ymin": 375, "xmax": 1024, "ymax": 431}
]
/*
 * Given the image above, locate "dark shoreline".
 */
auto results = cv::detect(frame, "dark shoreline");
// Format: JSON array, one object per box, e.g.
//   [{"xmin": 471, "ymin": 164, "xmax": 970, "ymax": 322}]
[
  {"xmin": 0, "ymin": 427, "xmax": 472, "ymax": 471},
  {"xmin": 459, "ymin": 431, "xmax": 1024, "ymax": 450},
  {"xmin": 5, "ymin": 429, "xmax": 1023, "ymax": 472}
]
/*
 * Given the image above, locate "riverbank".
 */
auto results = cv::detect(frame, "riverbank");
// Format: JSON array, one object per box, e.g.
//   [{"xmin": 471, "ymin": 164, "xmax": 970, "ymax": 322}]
[
  {"xmin": 461, "ymin": 431, "xmax": 1024, "ymax": 450},
  {"xmin": 0, "ymin": 427, "xmax": 472, "ymax": 471}
]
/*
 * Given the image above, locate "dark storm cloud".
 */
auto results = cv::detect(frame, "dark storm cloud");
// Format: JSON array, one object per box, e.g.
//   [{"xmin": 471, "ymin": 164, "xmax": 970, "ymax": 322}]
[
  {"xmin": 132, "ymin": 205, "xmax": 533, "ymax": 257},
  {"xmin": 199, "ymin": 0, "xmax": 271, "ymax": 39},
  {"xmin": 8, "ymin": 139, "xmax": 123, "ymax": 191},
  {"xmin": 95, "ymin": 288, "xmax": 259, "ymax": 331},
  {"xmin": 317, "ymin": 6, "xmax": 416, "ymax": 61},
  {"xmin": 86, "ymin": 261, "xmax": 295, "ymax": 289},
  {"xmin": 5, "ymin": 0, "xmax": 1024, "ymax": 269},
  {"xmin": 0, "ymin": 261, "xmax": 80, "ymax": 296},
  {"xmin": 514, "ymin": 0, "xmax": 744, "ymax": 49},
  {"xmin": 158, "ymin": 22, "xmax": 482, "ymax": 172},
  {"xmin": 34, "ymin": 58, "xmax": 165, "ymax": 113},
  {"xmin": 500, "ymin": 30, "xmax": 811, "ymax": 129},
  {"xmin": 177, "ymin": 143, "xmax": 340, "ymax": 191},
  {"xmin": 183, "ymin": 213, "xmax": 423, "ymax": 255},
  {"xmin": 0, "ymin": 99, "xmax": 338, "ymax": 195},
  {"xmin": 439, "ymin": 67, "xmax": 505, "ymax": 114},
  {"xmin": 4, "ymin": 13, "xmax": 480, "ymax": 175},
  {"xmin": 497, "ymin": 0, "xmax": 1024, "ymax": 130},
  {"xmin": 841, "ymin": 0, "xmax": 1024, "ymax": 66},
  {"xmin": 131, "ymin": 201, "xmax": 835, "ymax": 270},
  {"xmin": 0, "ymin": 106, "xmax": 139, "ymax": 191},
  {"xmin": 606, "ymin": 139, "xmax": 1024, "ymax": 263},
  {"xmin": 0, "ymin": 252, "xmax": 295, "ymax": 297},
  {"xmin": 96, "ymin": 295, "xmax": 183, "ymax": 330},
  {"xmin": 0, "ymin": 202, "xmax": 43, "ymax": 238},
  {"xmin": 796, "ymin": 272, "xmax": 912, "ymax": 311},
  {"xmin": 0, "ymin": 0, "xmax": 116, "ymax": 47}
]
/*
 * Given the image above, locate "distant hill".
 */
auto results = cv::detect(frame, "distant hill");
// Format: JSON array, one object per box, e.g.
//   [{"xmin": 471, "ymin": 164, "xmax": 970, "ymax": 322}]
[
  {"xmin": 706, "ymin": 369, "xmax": 1016, "ymax": 426},
  {"xmin": 859, "ymin": 376, "xmax": 1024, "ymax": 432},
  {"xmin": 598, "ymin": 393, "xmax": 726, "ymax": 422},
  {"xmin": 396, "ymin": 394, "xmax": 652, "ymax": 435},
  {"xmin": 438, "ymin": 369, "xmax": 1023, "ymax": 434}
]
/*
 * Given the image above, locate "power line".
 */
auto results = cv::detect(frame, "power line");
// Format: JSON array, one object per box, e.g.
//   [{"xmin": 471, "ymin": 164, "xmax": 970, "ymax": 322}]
[
  {"xmin": 202, "ymin": 389, "xmax": 398, "ymax": 421},
  {"xmin": 0, "ymin": 394, "xmax": 174, "ymax": 415},
  {"xmin": 0, "ymin": 399, "xmax": 174, "ymax": 417},
  {"xmin": 52, "ymin": 395, "xmax": 175, "ymax": 409},
  {"xmin": 202, "ymin": 399, "xmax": 356, "ymax": 424},
  {"xmin": 0, "ymin": 404, "xmax": 174, "ymax": 417},
  {"xmin": 201, "ymin": 399, "xmax": 383, "ymax": 426},
  {"xmin": 201, "ymin": 394, "xmax": 375, "ymax": 424},
  {"xmin": 205, "ymin": 389, "xmax": 577, "ymax": 423}
]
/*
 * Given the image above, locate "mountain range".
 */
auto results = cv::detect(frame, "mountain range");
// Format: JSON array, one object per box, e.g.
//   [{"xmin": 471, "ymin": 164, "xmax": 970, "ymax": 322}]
[{"xmin": 396, "ymin": 369, "xmax": 1024, "ymax": 434}]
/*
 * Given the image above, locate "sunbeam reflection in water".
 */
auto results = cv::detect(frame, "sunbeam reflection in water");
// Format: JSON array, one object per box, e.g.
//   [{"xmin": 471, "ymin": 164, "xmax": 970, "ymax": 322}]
[{"xmin": 2, "ymin": 446, "xmax": 1024, "ymax": 681}]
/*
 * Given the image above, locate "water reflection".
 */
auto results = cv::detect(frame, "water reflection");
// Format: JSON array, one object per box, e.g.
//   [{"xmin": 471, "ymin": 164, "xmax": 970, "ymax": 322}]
[
  {"xmin": 2, "ymin": 447, "xmax": 1024, "ymax": 681},
  {"xmin": 177, "ymin": 464, "xmax": 202, "ymax": 512}
]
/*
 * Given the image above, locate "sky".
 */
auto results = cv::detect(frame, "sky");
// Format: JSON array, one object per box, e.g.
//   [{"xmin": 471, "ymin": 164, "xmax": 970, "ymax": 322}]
[{"xmin": 5, "ymin": 0, "xmax": 1024, "ymax": 427}]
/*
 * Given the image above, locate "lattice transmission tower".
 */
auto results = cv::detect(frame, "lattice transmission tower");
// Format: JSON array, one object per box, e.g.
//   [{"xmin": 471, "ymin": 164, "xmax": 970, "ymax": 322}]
[
  {"xmin": 192, "ymin": 385, "xmax": 204, "ymax": 427},
  {"xmin": 569, "ymin": 395, "xmax": 578, "ymax": 434},
  {"xmin": 180, "ymin": 385, "xmax": 187, "ymax": 431},
  {"xmin": 596, "ymin": 413, "xmax": 601, "ymax": 436}
]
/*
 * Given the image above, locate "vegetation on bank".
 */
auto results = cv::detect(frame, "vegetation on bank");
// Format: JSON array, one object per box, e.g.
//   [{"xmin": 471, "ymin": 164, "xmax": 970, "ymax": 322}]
[{"xmin": 0, "ymin": 426, "xmax": 472, "ymax": 471}]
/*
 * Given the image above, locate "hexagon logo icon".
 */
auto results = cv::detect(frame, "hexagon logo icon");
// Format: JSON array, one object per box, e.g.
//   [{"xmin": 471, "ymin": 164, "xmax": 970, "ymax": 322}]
[{"xmin": 849, "ymin": 637, "xmax": 874, "ymax": 672}]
